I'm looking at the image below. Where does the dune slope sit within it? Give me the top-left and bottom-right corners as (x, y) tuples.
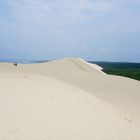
(6, 57), (139, 122)
(0, 58), (140, 139)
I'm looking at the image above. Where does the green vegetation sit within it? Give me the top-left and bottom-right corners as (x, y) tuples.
(89, 62), (140, 81)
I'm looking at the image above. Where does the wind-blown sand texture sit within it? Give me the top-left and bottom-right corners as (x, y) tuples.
(0, 58), (140, 140)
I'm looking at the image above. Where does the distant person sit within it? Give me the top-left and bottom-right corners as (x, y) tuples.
(14, 63), (17, 66)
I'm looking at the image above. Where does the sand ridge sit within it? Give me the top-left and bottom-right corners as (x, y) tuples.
(0, 57), (140, 139)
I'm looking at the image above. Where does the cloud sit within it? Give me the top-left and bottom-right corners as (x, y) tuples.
(79, 0), (88, 9)
(121, 50), (127, 53)
(0, 0), (114, 25)
(104, 17), (140, 32)
(79, 0), (113, 11)
(81, 46), (88, 51)
(99, 48), (108, 52)
(1, 0), (140, 34)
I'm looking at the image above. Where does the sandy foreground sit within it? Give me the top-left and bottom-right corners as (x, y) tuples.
(0, 58), (140, 139)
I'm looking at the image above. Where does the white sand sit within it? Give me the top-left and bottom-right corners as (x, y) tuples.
(0, 58), (140, 139)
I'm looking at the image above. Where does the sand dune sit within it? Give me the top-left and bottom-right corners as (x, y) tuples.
(0, 58), (140, 139)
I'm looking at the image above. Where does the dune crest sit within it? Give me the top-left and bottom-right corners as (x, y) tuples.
(77, 58), (104, 73)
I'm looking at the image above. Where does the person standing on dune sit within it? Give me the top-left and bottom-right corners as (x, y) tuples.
(14, 63), (17, 66)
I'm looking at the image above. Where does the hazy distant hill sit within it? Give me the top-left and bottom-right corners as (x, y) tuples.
(0, 59), (49, 64)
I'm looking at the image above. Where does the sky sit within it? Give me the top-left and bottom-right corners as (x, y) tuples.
(0, 0), (140, 62)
